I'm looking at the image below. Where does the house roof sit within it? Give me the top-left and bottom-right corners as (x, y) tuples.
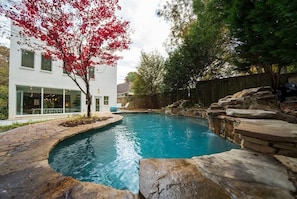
(117, 82), (130, 94)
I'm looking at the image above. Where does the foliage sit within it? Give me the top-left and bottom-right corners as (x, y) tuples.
(59, 115), (112, 127)
(161, 0), (297, 92)
(163, 0), (229, 91)
(0, 46), (9, 59)
(163, 48), (190, 91)
(0, 86), (8, 120)
(157, 0), (196, 51)
(222, 0), (297, 74)
(287, 64), (297, 73)
(0, 119), (48, 133)
(0, 46), (9, 86)
(0, 115), (111, 133)
(1, 0), (131, 117)
(134, 51), (165, 96)
(125, 72), (137, 83)
(0, 121), (34, 133)
(0, 46), (9, 119)
(190, 0), (229, 78)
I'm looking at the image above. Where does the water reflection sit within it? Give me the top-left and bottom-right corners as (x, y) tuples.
(113, 127), (142, 191)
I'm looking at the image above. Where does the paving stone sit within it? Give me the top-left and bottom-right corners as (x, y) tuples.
(0, 113), (137, 199)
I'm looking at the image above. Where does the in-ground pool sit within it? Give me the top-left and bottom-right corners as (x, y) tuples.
(49, 114), (239, 193)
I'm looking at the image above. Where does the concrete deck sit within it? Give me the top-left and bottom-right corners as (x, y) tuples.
(0, 113), (296, 198)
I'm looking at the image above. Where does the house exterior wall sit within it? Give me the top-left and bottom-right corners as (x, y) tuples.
(8, 25), (117, 119)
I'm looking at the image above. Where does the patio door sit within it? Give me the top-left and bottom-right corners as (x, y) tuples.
(16, 91), (23, 115)
(95, 97), (101, 112)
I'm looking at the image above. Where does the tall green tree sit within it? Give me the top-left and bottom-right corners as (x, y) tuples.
(164, 0), (229, 91)
(163, 47), (192, 91)
(125, 72), (138, 83)
(191, 0), (230, 78)
(222, 0), (297, 87)
(134, 51), (165, 96)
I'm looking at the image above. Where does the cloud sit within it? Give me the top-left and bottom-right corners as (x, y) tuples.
(116, 0), (170, 83)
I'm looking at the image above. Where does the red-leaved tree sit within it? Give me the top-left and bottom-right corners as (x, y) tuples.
(1, 0), (131, 117)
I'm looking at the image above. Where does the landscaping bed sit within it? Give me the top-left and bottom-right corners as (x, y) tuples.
(60, 116), (112, 127)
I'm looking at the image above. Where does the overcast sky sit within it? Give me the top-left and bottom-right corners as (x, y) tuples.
(116, 0), (170, 84)
(0, 0), (171, 84)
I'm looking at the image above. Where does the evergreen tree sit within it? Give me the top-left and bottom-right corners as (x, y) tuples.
(163, 0), (229, 91)
(222, 0), (297, 77)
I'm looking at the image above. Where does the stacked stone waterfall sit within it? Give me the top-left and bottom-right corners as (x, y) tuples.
(208, 86), (297, 157)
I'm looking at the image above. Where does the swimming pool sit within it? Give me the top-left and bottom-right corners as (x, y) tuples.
(49, 113), (239, 193)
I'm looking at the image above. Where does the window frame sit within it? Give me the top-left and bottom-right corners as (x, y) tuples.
(41, 54), (52, 72)
(89, 67), (95, 79)
(103, 96), (109, 105)
(21, 49), (35, 69)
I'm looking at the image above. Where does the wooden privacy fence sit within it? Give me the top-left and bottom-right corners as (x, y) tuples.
(126, 72), (297, 109)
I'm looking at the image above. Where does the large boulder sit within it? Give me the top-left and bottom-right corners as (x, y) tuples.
(162, 100), (208, 118)
(217, 86), (279, 111)
(139, 150), (296, 199)
(167, 100), (194, 108)
(209, 86), (296, 122)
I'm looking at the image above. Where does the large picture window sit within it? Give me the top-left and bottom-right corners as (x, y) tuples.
(43, 88), (63, 114)
(41, 55), (52, 71)
(16, 85), (81, 115)
(21, 49), (34, 68)
(65, 90), (81, 113)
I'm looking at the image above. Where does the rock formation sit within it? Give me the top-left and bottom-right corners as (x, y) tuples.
(217, 86), (279, 110)
(139, 150), (296, 199)
(208, 86), (297, 157)
(157, 100), (207, 118)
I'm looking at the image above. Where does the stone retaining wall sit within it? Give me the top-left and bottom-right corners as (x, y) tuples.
(208, 113), (297, 157)
(208, 86), (297, 157)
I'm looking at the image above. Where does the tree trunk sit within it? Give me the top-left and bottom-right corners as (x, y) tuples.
(87, 99), (91, 117)
(86, 83), (91, 117)
(264, 65), (277, 91)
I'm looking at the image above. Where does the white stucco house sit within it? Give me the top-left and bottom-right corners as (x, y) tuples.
(8, 25), (117, 119)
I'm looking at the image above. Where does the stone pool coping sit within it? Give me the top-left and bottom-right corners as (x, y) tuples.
(0, 112), (296, 198)
(0, 113), (137, 199)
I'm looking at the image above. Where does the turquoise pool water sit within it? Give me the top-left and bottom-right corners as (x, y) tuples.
(49, 114), (239, 193)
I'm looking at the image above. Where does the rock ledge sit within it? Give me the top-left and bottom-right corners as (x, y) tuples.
(208, 86), (297, 157)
